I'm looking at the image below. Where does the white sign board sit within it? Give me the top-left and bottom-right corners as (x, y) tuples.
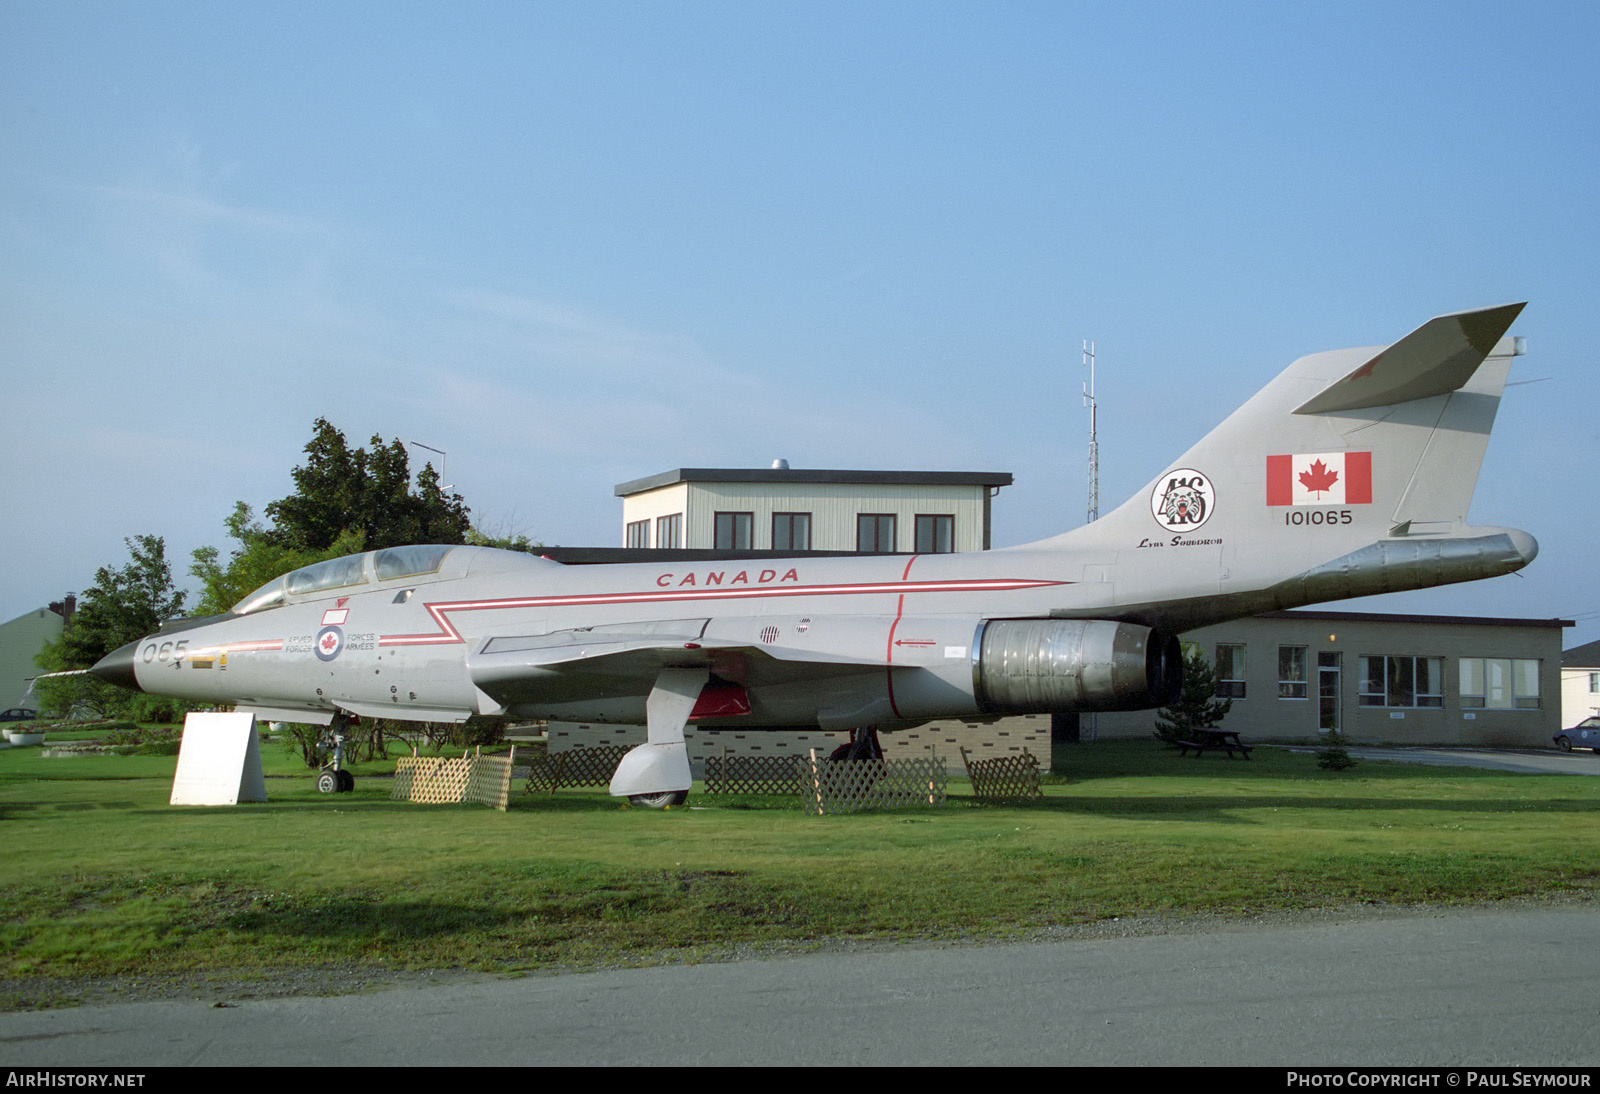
(170, 711), (268, 805)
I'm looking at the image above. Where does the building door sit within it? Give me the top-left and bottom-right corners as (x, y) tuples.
(1318, 651), (1342, 734)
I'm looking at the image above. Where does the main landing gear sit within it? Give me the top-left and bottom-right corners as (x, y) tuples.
(611, 667), (705, 809)
(628, 790), (689, 809)
(827, 726), (884, 763)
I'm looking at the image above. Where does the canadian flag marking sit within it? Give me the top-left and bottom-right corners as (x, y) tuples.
(1266, 452), (1372, 506)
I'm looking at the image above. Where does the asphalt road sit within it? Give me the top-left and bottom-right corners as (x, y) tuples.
(3, 903), (1597, 1067)
(1326, 746), (1600, 776)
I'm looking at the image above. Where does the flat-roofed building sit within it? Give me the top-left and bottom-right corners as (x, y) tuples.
(615, 466), (1012, 554)
(1089, 610), (1570, 749)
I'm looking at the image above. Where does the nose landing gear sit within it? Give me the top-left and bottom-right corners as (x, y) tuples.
(316, 712), (357, 793)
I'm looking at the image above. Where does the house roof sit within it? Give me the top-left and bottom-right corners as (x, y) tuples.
(615, 467), (1014, 497)
(1562, 639), (1600, 668)
(1260, 610), (1572, 630)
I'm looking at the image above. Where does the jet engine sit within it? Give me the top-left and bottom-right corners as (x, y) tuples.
(973, 619), (1181, 713)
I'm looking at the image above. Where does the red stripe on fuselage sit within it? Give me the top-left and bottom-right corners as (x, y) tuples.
(883, 556), (921, 717)
(379, 573), (1067, 647)
(183, 639), (285, 657)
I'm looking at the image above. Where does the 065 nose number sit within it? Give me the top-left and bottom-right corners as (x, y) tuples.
(142, 640), (188, 663)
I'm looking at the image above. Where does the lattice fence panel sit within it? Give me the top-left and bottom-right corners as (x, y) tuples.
(393, 751), (517, 810)
(523, 752), (569, 794)
(960, 748), (1043, 802)
(801, 754), (947, 815)
(392, 755), (475, 804)
(465, 753), (515, 811)
(704, 753), (808, 796)
(534, 745), (629, 791)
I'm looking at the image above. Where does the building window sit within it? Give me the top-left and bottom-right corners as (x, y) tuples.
(772, 512), (811, 552)
(857, 514), (896, 553)
(915, 514), (955, 554)
(625, 520), (649, 549)
(1359, 655), (1444, 708)
(714, 511), (753, 550)
(1278, 646), (1308, 699)
(1590, 672), (1599, 695)
(656, 513), (681, 550)
(1215, 644), (1246, 699)
(1459, 658), (1541, 710)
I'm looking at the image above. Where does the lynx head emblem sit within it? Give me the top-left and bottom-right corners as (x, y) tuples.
(1150, 469), (1214, 532)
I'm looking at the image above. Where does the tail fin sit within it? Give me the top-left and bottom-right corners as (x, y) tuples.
(1028, 305), (1536, 629)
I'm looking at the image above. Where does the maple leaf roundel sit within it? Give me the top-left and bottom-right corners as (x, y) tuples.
(314, 625), (345, 662)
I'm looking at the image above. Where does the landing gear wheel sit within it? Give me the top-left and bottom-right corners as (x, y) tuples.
(628, 790), (688, 809)
(336, 769), (354, 792)
(828, 725), (884, 762)
(316, 769), (339, 794)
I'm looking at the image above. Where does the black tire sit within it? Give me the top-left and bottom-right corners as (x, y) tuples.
(316, 769), (339, 793)
(336, 769), (354, 792)
(629, 790), (688, 809)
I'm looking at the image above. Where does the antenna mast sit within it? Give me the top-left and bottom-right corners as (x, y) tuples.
(1083, 339), (1099, 523)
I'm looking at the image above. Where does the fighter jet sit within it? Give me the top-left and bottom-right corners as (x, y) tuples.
(92, 304), (1536, 805)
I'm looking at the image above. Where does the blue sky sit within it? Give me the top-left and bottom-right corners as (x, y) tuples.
(3, 1), (1596, 642)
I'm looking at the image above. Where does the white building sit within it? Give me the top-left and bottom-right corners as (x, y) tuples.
(615, 466), (1012, 554)
(1561, 639), (1600, 729)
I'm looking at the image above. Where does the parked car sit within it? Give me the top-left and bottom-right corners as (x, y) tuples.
(0, 707), (37, 722)
(1553, 716), (1600, 753)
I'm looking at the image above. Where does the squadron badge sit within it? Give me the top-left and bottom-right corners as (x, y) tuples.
(1150, 469), (1215, 532)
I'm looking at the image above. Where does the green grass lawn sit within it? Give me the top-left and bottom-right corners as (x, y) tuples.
(2, 737), (1597, 993)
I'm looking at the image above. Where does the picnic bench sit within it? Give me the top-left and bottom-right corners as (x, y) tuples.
(1174, 728), (1253, 759)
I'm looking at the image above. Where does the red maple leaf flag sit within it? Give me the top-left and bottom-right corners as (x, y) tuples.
(1298, 459), (1339, 496)
(1266, 452), (1372, 505)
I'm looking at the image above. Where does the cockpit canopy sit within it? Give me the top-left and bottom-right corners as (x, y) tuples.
(231, 544), (458, 616)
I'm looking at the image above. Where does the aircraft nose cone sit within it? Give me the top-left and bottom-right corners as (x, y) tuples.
(91, 640), (143, 692)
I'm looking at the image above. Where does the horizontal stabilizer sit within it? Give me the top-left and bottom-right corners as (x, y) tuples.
(1294, 303), (1525, 415)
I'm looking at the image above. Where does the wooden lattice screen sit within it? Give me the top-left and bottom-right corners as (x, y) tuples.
(801, 752), (947, 815)
(525, 745), (628, 793)
(522, 752), (568, 794)
(704, 753), (809, 796)
(959, 747), (1043, 802)
(464, 753), (515, 811)
(392, 748), (517, 811)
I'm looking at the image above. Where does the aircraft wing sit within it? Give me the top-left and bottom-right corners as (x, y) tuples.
(466, 617), (897, 714)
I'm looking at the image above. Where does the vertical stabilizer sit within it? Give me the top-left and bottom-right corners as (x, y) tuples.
(1020, 304), (1535, 630)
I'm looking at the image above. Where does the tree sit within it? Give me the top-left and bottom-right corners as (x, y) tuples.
(263, 419), (471, 552)
(59, 535), (186, 666)
(1154, 642), (1233, 745)
(1316, 730), (1358, 771)
(190, 503), (365, 617)
(465, 522), (543, 554)
(191, 420), (472, 617)
(33, 535), (189, 721)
